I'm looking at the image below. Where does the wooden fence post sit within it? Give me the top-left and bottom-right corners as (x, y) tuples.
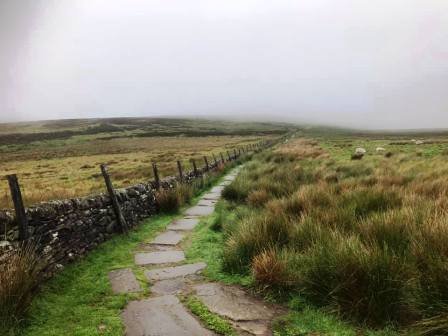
(177, 160), (183, 181)
(100, 164), (128, 233)
(6, 174), (29, 241)
(220, 152), (225, 164)
(152, 162), (160, 189)
(191, 158), (198, 176)
(203, 156), (209, 171)
(233, 149), (237, 159)
(212, 154), (218, 166)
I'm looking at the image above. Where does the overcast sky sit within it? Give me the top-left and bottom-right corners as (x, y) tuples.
(0, 0), (447, 129)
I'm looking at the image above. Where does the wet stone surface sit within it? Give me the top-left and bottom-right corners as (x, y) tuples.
(121, 295), (214, 336)
(168, 218), (200, 231)
(151, 230), (184, 245)
(145, 262), (207, 281)
(184, 205), (215, 217)
(108, 268), (142, 294)
(197, 199), (217, 207)
(202, 192), (221, 200)
(210, 185), (225, 194)
(135, 251), (185, 265)
(151, 278), (188, 295)
(194, 283), (282, 335)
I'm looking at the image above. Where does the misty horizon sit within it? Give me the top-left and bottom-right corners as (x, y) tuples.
(1, 1), (447, 129)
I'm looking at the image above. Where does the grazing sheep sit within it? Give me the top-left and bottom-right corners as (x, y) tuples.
(415, 140), (424, 145)
(351, 147), (366, 160)
(376, 147), (386, 152)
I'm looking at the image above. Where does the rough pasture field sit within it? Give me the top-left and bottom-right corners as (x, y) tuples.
(0, 118), (292, 208)
(189, 130), (448, 335)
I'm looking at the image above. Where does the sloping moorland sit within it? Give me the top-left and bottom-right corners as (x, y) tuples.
(0, 118), (292, 208)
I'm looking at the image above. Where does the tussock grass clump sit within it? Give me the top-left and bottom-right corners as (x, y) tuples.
(219, 137), (448, 329)
(155, 188), (181, 213)
(0, 241), (45, 331)
(222, 179), (251, 202)
(252, 248), (291, 290)
(247, 189), (270, 207)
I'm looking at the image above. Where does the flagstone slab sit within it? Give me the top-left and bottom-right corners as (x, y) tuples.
(108, 268), (142, 294)
(137, 243), (179, 252)
(210, 186), (225, 194)
(151, 231), (184, 246)
(193, 283), (278, 335)
(202, 192), (221, 200)
(168, 218), (200, 231)
(184, 205), (215, 217)
(197, 199), (217, 207)
(145, 262), (207, 281)
(135, 251), (185, 265)
(151, 278), (188, 295)
(122, 295), (213, 336)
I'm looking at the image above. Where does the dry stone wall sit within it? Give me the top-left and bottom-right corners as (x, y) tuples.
(0, 161), (225, 273)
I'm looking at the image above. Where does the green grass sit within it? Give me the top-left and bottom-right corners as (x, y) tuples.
(185, 212), (253, 287)
(16, 213), (173, 336)
(182, 295), (236, 335)
(185, 202), (400, 336)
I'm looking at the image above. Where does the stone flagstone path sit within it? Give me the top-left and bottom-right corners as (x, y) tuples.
(109, 167), (285, 336)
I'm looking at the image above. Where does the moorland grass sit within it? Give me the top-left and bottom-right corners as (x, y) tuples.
(186, 202), (400, 336)
(0, 123), (272, 209)
(212, 137), (448, 333)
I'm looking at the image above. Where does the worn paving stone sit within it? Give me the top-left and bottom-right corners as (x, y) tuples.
(197, 199), (217, 207)
(145, 262), (207, 281)
(122, 295), (213, 336)
(168, 218), (200, 231)
(184, 205), (215, 217)
(137, 243), (179, 252)
(151, 278), (188, 295)
(108, 268), (142, 294)
(194, 283), (279, 335)
(202, 192), (221, 200)
(135, 251), (185, 265)
(151, 231), (184, 246)
(210, 185), (225, 194)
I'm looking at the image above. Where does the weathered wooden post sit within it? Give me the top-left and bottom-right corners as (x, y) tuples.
(100, 164), (128, 233)
(6, 174), (29, 241)
(177, 160), (183, 181)
(233, 149), (237, 159)
(203, 156), (209, 171)
(191, 158), (198, 176)
(152, 162), (160, 190)
(220, 152), (225, 164)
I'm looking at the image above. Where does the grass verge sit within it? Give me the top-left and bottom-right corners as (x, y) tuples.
(181, 295), (236, 335)
(16, 213), (174, 336)
(14, 163), (242, 336)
